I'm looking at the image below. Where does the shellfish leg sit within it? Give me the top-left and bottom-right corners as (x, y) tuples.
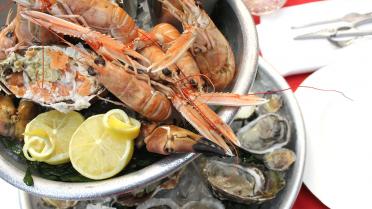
(146, 29), (197, 72)
(193, 92), (268, 106)
(171, 95), (234, 156)
(144, 125), (225, 155)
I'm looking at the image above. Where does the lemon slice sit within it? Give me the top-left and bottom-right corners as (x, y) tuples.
(69, 114), (135, 180)
(24, 110), (84, 165)
(103, 109), (141, 139)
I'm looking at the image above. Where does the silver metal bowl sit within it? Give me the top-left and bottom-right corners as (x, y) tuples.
(0, 0), (259, 200)
(18, 58), (306, 209)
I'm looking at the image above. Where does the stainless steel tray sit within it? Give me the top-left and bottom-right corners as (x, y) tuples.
(19, 58), (306, 209)
(0, 0), (259, 200)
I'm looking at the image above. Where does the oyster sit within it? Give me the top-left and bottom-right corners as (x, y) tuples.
(136, 198), (180, 209)
(234, 106), (256, 120)
(182, 198), (225, 209)
(264, 148), (296, 171)
(41, 198), (78, 209)
(237, 113), (290, 154)
(259, 94), (283, 113)
(0, 46), (102, 112)
(201, 160), (265, 204)
(200, 159), (286, 205)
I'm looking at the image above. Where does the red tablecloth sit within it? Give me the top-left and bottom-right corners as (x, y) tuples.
(259, 0), (329, 208)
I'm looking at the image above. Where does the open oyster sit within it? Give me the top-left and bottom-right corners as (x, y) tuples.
(0, 46), (102, 112)
(41, 198), (78, 209)
(200, 159), (286, 205)
(237, 113), (290, 154)
(264, 148), (296, 171)
(136, 198), (180, 209)
(182, 198), (225, 209)
(259, 94), (283, 113)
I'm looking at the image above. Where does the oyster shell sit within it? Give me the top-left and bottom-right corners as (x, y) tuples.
(136, 198), (180, 209)
(0, 46), (102, 112)
(41, 198), (78, 209)
(201, 160), (265, 204)
(237, 113), (290, 154)
(264, 148), (296, 171)
(234, 106), (256, 120)
(182, 198), (225, 209)
(200, 159), (286, 205)
(259, 94), (283, 113)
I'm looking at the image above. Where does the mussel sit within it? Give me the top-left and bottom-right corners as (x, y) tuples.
(264, 148), (296, 171)
(237, 113), (290, 154)
(200, 159), (286, 205)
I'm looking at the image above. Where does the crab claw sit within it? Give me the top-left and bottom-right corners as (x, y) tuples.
(20, 10), (150, 70)
(145, 125), (226, 156)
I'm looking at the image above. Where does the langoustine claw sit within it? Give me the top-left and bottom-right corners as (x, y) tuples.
(144, 125), (225, 156)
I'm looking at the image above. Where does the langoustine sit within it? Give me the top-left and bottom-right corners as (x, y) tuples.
(20, 10), (268, 156)
(159, 0), (236, 90)
(16, 0), (140, 44)
(16, 0), (198, 75)
(150, 23), (205, 91)
(69, 46), (228, 155)
(0, 5), (58, 60)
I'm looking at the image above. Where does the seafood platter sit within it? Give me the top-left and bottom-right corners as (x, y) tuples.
(18, 58), (305, 209)
(0, 0), (305, 208)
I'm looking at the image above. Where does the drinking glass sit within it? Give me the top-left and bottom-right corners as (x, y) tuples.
(244, 0), (287, 16)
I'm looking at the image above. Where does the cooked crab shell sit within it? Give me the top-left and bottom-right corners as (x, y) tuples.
(0, 46), (102, 112)
(237, 113), (291, 154)
(264, 148), (296, 171)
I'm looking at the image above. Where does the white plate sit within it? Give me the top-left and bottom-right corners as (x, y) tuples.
(0, 178), (20, 208)
(295, 51), (372, 209)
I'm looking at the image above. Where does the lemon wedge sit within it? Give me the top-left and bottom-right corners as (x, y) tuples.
(23, 110), (84, 165)
(69, 109), (140, 180)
